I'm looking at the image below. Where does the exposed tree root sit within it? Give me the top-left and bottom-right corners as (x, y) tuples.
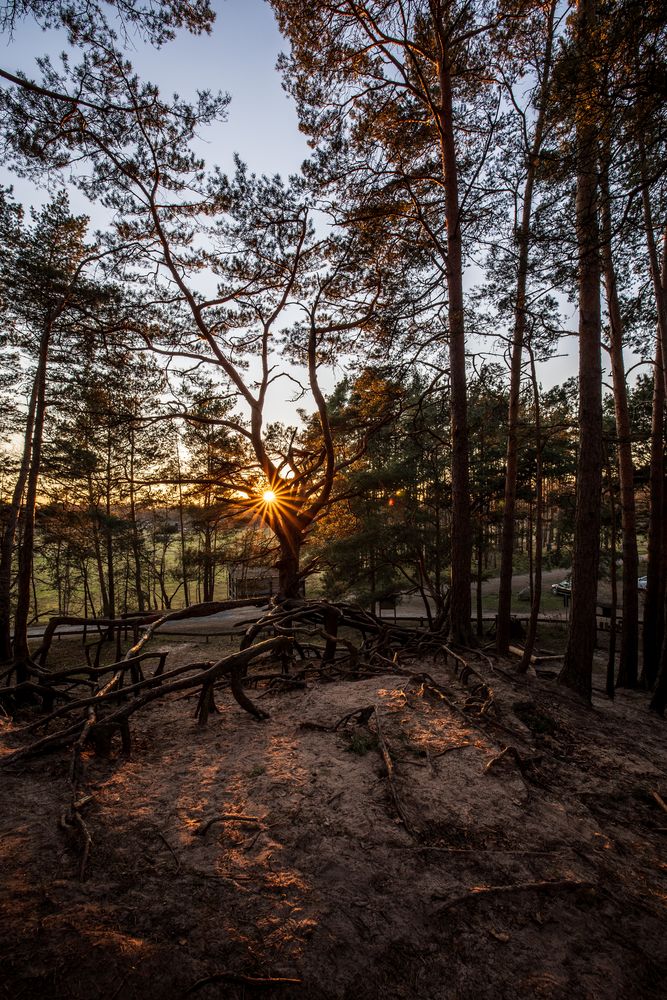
(1, 599), (523, 778)
(1, 636), (291, 765)
(195, 815), (263, 837)
(433, 879), (596, 911)
(651, 790), (667, 815)
(183, 972), (302, 995)
(373, 706), (415, 836)
(484, 745), (542, 774)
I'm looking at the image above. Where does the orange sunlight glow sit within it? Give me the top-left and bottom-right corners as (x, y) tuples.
(262, 490), (277, 504)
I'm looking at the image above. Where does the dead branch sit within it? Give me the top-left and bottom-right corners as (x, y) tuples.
(195, 815), (262, 837)
(433, 879), (596, 910)
(334, 705), (375, 730)
(651, 790), (667, 815)
(59, 804), (93, 881)
(150, 825), (181, 872)
(183, 972), (301, 995)
(373, 706), (415, 836)
(433, 742), (473, 757)
(484, 745), (542, 774)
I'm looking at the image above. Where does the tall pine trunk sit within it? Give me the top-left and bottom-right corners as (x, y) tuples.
(175, 442), (191, 607)
(518, 347), (543, 674)
(558, 0), (603, 702)
(104, 429), (116, 622)
(643, 332), (665, 687)
(88, 471), (110, 618)
(0, 374), (39, 662)
(641, 180), (667, 712)
(599, 155), (639, 687)
(434, 22), (472, 644)
(497, 0), (556, 655)
(12, 322), (51, 678)
(128, 427), (145, 612)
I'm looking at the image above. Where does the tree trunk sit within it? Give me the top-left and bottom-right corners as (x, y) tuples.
(88, 472), (109, 619)
(104, 428), (116, 623)
(599, 156), (639, 687)
(605, 453), (618, 698)
(519, 348), (543, 673)
(128, 426), (145, 612)
(12, 322), (51, 678)
(642, 185), (667, 712)
(497, 0), (556, 655)
(476, 516), (484, 637)
(558, 0), (603, 703)
(276, 524), (302, 600)
(0, 371), (39, 662)
(434, 30), (472, 644)
(175, 442), (191, 607)
(643, 275), (666, 688)
(203, 522), (214, 602)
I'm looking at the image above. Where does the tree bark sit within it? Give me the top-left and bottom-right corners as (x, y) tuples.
(128, 425), (146, 612)
(641, 184), (667, 712)
(497, 0), (556, 655)
(433, 9), (472, 644)
(518, 347), (543, 674)
(642, 222), (667, 689)
(88, 471), (109, 619)
(642, 333), (665, 688)
(276, 522), (303, 599)
(605, 451), (618, 698)
(104, 427), (116, 623)
(558, 0), (603, 703)
(599, 155), (639, 687)
(12, 322), (51, 678)
(0, 372), (39, 662)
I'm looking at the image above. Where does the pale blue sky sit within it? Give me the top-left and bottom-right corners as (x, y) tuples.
(1, 0), (310, 206)
(1, 2), (608, 398)
(1, 1), (321, 425)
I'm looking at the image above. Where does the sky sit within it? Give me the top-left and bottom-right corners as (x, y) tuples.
(1, 0), (321, 425)
(1, 1), (632, 408)
(1, 0), (311, 203)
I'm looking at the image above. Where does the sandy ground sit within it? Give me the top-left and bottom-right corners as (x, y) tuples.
(1, 633), (666, 1000)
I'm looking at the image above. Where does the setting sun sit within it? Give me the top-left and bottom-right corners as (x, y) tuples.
(262, 489), (277, 503)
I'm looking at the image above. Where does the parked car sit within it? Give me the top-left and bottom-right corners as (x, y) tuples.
(551, 577), (572, 597)
(638, 576), (647, 592)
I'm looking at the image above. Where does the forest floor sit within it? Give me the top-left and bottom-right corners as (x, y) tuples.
(1, 626), (666, 1000)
